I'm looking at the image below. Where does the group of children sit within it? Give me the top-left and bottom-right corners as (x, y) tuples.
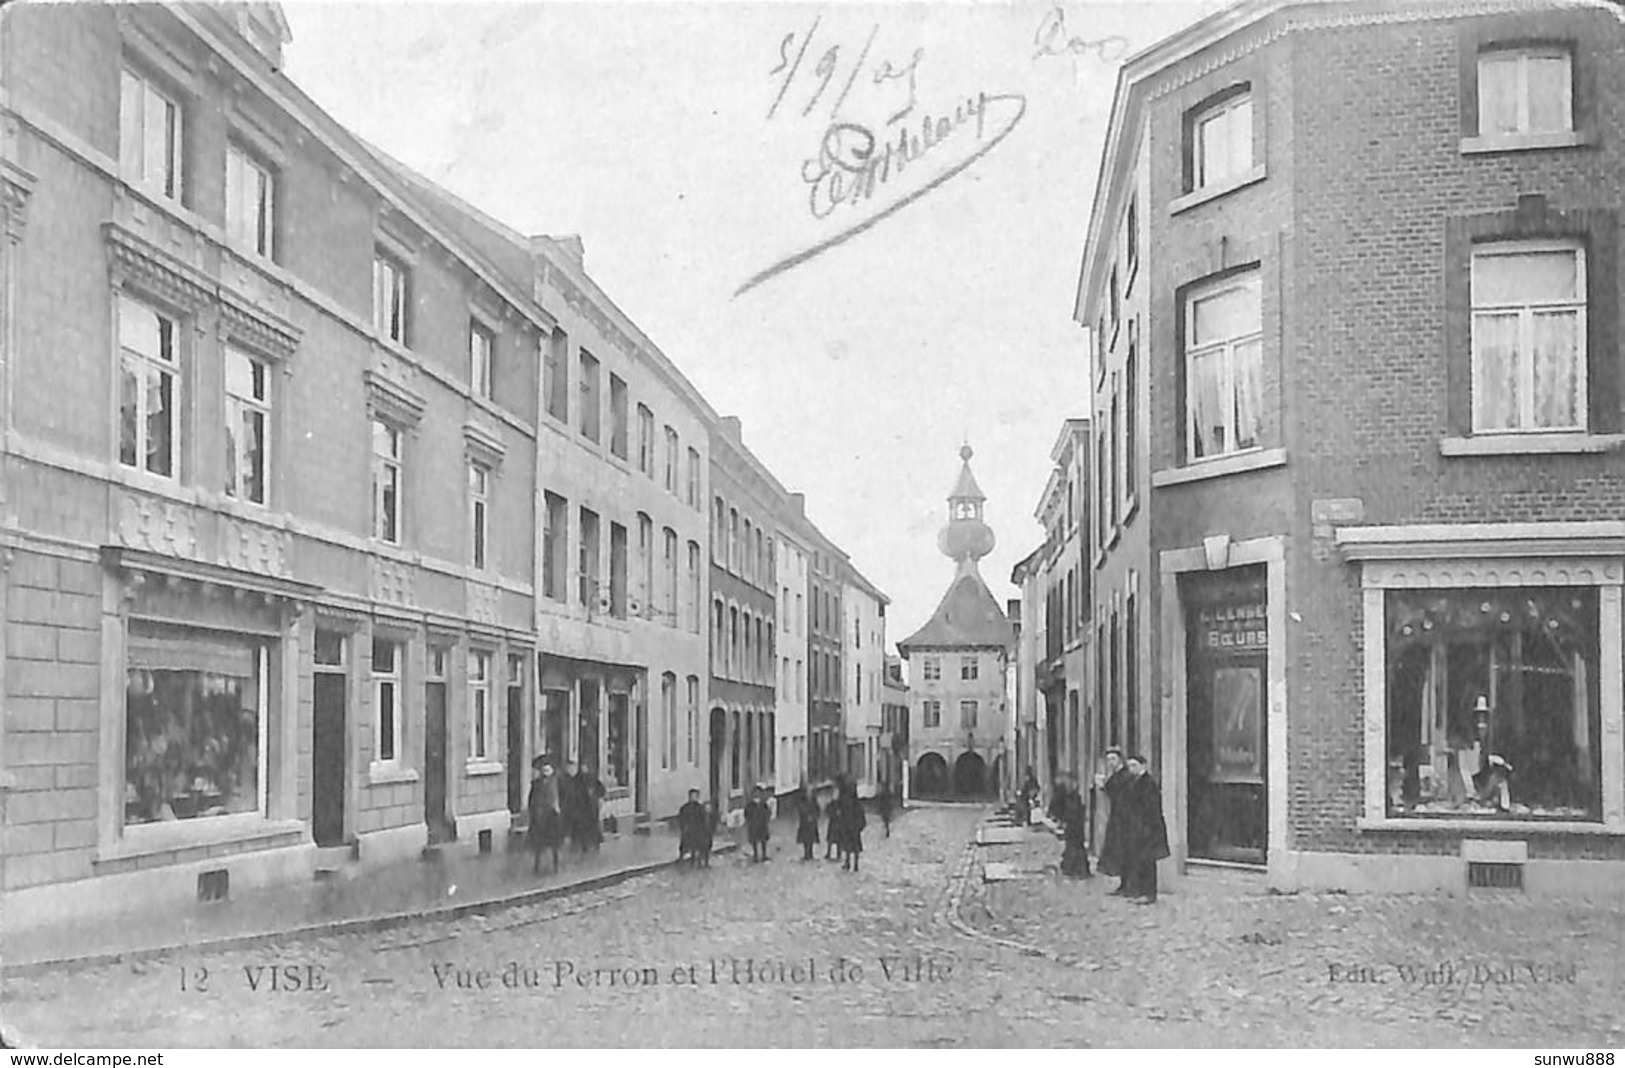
(673, 778), (897, 871)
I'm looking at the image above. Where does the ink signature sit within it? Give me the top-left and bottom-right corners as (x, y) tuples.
(1032, 6), (1131, 64)
(739, 20), (1027, 296)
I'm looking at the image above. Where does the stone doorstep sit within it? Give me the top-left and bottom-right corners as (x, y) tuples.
(6, 841), (740, 977)
(982, 861), (1047, 882)
(975, 826), (1030, 845)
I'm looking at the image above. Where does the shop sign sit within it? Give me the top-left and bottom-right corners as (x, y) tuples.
(1198, 602), (1268, 652)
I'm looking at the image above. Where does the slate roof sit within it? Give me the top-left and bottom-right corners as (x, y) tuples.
(899, 569), (1013, 651)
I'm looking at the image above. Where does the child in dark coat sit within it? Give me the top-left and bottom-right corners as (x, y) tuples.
(744, 786), (772, 862)
(676, 789), (713, 868)
(795, 786), (821, 860)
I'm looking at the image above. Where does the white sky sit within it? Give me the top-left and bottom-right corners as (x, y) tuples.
(282, 0), (1222, 646)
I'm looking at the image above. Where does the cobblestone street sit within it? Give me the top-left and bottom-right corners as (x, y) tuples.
(6, 807), (1624, 1047)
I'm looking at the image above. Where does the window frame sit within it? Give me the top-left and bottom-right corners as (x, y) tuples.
(119, 66), (184, 202)
(1192, 90), (1253, 192)
(223, 344), (272, 506)
(469, 321), (495, 401)
(1469, 239), (1588, 434)
(373, 250), (409, 346)
(371, 417), (403, 545)
(117, 291), (181, 482)
(636, 404), (655, 475)
(1476, 46), (1573, 138)
(225, 140), (275, 258)
(1182, 269), (1265, 464)
(468, 648), (493, 761)
(372, 636), (403, 765)
(468, 462), (490, 571)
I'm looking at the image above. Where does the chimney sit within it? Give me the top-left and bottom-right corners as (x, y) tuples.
(1007, 598), (1021, 621)
(721, 415), (742, 439)
(791, 492), (806, 516)
(541, 234), (586, 267)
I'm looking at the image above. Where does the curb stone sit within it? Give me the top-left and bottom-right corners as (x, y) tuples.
(4, 842), (738, 978)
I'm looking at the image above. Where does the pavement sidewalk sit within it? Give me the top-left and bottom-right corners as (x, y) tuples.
(2, 822), (739, 973)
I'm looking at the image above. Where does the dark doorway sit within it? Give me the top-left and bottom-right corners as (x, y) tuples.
(312, 671), (346, 848)
(1183, 566), (1269, 866)
(542, 687), (568, 766)
(708, 707), (726, 808)
(578, 683), (600, 770)
(915, 752), (948, 796)
(424, 677), (451, 845)
(953, 751), (988, 796)
(506, 674), (524, 814)
(629, 693), (647, 815)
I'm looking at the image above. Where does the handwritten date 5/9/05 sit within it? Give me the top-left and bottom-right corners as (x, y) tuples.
(768, 18), (924, 128)
(178, 963), (329, 993)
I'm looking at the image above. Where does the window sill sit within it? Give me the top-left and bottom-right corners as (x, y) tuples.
(1151, 447), (1287, 487)
(465, 760), (504, 777)
(368, 763), (419, 786)
(1357, 817), (1621, 836)
(102, 815), (304, 864)
(1439, 433), (1625, 457)
(1170, 165), (1267, 216)
(1459, 130), (1591, 155)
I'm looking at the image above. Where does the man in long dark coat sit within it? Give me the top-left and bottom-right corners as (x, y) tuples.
(1095, 748), (1129, 894)
(573, 763), (606, 853)
(1118, 754), (1170, 904)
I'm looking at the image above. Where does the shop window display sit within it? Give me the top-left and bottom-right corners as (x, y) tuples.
(124, 625), (267, 825)
(1385, 587), (1601, 820)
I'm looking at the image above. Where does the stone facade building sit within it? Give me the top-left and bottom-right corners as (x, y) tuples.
(898, 447), (1014, 797)
(843, 568), (889, 794)
(0, 2), (546, 925)
(1077, 0), (1625, 896)
(0, 1), (883, 928)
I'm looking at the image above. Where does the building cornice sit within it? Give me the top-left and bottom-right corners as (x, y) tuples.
(1335, 521), (1625, 561)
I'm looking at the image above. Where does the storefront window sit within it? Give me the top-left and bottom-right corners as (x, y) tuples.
(1385, 587), (1601, 820)
(607, 691), (629, 787)
(124, 624), (267, 826)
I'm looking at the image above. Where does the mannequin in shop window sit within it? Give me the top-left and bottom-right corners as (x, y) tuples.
(1456, 695), (1512, 812)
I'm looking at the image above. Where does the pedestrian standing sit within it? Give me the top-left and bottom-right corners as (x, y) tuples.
(795, 785), (821, 860)
(676, 788), (711, 868)
(560, 759), (586, 853)
(824, 780), (844, 861)
(1118, 755), (1170, 904)
(838, 781), (866, 872)
(526, 758), (563, 875)
(745, 785), (772, 862)
(1051, 774), (1092, 879)
(575, 763), (606, 853)
(1095, 749), (1130, 895)
(1016, 767), (1040, 826)
(875, 779), (895, 838)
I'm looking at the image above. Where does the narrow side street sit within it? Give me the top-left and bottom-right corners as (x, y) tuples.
(7, 808), (1623, 1048)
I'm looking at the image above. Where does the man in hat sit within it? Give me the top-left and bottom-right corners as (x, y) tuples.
(526, 757), (564, 874)
(1118, 754), (1170, 904)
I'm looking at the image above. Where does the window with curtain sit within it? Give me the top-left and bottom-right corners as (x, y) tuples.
(1184, 271), (1263, 461)
(1471, 241), (1586, 433)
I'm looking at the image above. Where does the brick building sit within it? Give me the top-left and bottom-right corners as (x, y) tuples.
(1077, 0), (1625, 896)
(707, 416), (783, 817)
(803, 516), (846, 784)
(0, 2), (547, 925)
